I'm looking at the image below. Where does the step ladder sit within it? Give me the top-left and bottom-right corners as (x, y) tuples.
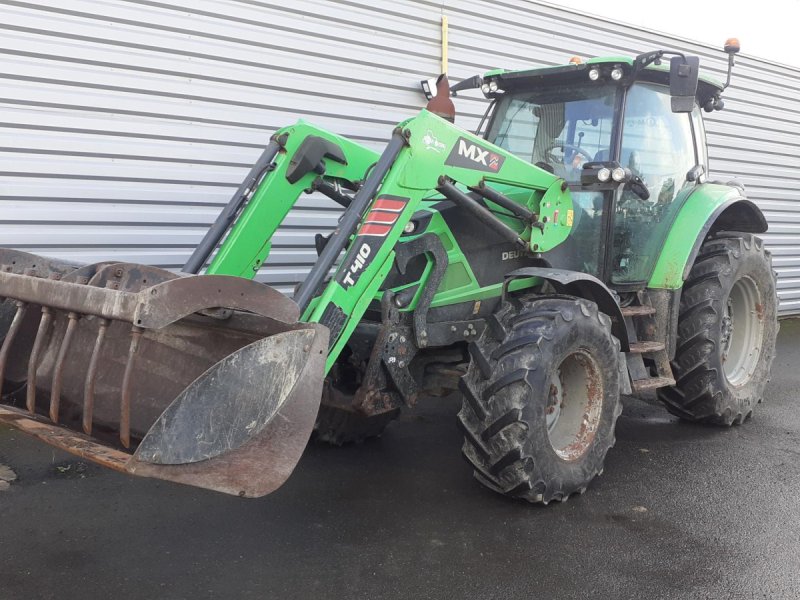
(621, 301), (676, 393)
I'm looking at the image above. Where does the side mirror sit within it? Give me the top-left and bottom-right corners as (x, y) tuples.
(669, 55), (700, 113)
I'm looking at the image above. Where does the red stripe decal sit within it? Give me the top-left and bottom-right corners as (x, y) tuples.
(365, 210), (399, 224)
(359, 223), (392, 237)
(372, 198), (406, 212)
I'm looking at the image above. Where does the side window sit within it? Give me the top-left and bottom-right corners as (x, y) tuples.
(620, 83), (696, 204)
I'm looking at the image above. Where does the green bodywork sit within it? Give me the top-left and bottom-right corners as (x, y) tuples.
(208, 111), (571, 371)
(648, 183), (747, 288)
(204, 54), (757, 373)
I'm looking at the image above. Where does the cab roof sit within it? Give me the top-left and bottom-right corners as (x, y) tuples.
(483, 55), (723, 104)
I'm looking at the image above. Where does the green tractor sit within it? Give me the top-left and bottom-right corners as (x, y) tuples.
(0, 42), (778, 503)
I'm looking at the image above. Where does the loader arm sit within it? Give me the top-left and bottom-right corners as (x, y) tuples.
(306, 112), (572, 371)
(205, 120), (381, 278)
(208, 110), (572, 372)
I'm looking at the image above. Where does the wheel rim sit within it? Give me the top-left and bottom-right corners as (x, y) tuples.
(721, 276), (765, 387)
(546, 351), (604, 461)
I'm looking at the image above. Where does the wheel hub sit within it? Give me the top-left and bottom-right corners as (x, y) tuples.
(546, 375), (563, 431)
(546, 351), (604, 462)
(721, 276), (765, 387)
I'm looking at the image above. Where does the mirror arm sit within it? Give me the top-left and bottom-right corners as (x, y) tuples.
(633, 49), (686, 78)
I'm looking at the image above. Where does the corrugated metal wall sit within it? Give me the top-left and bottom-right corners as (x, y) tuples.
(2, 0), (799, 311)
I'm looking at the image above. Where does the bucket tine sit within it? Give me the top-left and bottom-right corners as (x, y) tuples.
(26, 306), (53, 413)
(120, 326), (143, 449)
(49, 312), (79, 423)
(82, 318), (109, 434)
(0, 301), (27, 396)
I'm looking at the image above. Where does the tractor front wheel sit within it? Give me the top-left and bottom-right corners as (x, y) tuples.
(459, 296), (622, 504)
(658, 234), (778, 425)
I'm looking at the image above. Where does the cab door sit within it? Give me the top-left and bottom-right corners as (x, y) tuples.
(611, 82), (701, 286)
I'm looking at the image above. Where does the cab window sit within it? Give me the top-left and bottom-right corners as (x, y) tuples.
(612, 82), (698, 284)
(487, 83), (617, 183)
(619, 82), (696, 203)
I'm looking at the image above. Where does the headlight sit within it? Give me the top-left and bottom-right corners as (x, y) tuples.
(488, 81), (499, 92)
(610, 67), (623, 81)
(597, 167), (611, 182)
(481, 83), (491, 94)
(403, 221), (416, 234)
(612, 167), (626, 182)
(588, 68), (600, 81)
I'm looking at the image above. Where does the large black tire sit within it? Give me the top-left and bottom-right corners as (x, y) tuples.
(459, 296), (622, 504)
(313, 405), (400, 445)
(658, 234), (778, 425)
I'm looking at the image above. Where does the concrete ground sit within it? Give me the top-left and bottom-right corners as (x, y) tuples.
(2, 322), (800, 600)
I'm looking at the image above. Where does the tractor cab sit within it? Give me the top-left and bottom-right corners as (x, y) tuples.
(480, 53), (725, 287)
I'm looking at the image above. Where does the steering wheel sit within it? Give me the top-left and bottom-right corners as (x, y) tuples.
(545, 143), (593, 166)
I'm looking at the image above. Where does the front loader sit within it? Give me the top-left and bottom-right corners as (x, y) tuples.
(0, 41), (778, 503)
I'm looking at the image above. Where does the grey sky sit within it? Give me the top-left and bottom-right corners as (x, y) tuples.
(546, 0), (799, 67)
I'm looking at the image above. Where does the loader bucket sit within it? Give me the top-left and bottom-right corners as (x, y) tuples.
(0, 250), (328, 497)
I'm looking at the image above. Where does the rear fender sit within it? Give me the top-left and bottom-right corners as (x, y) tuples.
(648, 184), (767, 289)
(502, 267), (628, 351)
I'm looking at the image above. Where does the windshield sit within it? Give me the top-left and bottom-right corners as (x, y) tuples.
(486, 84), (619, 182)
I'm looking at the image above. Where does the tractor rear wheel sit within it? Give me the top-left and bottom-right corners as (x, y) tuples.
(459, 296), (622, 504)
(658, 234), (778, 425)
